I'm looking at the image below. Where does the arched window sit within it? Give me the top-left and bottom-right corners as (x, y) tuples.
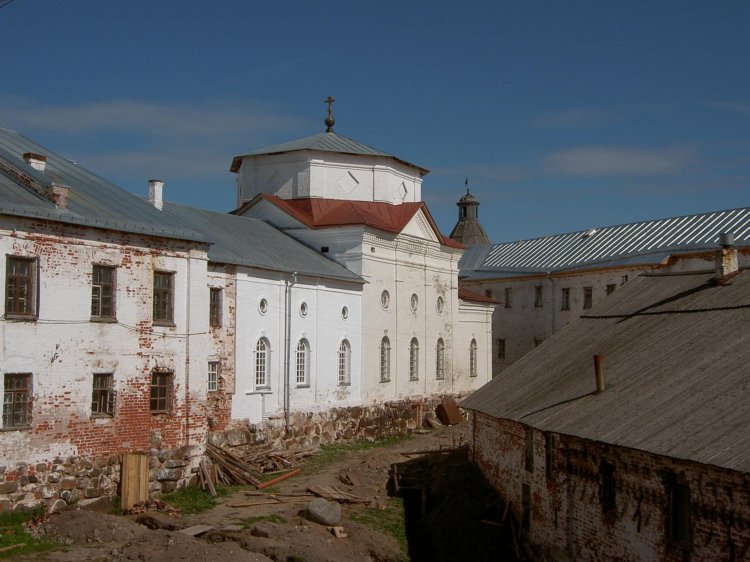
(255, 338), (270, 388)
(409, 338), (419, 381)
(338, 340), (351, 385)
(380, 337), (391, 382)
(470, 339), (478, 377)
(296, 339), (309, 386)
(436, 338), (445, 380)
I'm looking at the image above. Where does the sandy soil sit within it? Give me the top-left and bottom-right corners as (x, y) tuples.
(17, 424), (474, 562)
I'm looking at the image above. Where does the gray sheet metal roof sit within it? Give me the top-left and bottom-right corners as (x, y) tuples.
(0, 128), (204, 242)
(462, 269), (750, 473)
(460, 208), (750, 278)
(158, 201), (363, 282)
(230, 131), (428, 175)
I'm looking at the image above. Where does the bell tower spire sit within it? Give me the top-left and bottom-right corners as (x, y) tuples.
(449, 180), (490, 246)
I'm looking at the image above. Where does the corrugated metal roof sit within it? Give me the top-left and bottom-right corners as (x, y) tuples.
(158, 201), (363, 282)
(230, 131), (428, 174)
(0, 128), (205, 242)
(460, 208), (750, 277)
(462, 269), (750, 473)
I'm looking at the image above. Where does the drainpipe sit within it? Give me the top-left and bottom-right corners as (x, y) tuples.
(184, 252), (192, 446)
(283, 272), (297, 432)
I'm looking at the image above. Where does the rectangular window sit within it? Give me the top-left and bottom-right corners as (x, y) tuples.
(6, 257), (37, 318)
(544, 433), (558, 480)
(522, 483), (531, 532)
(150, 371), (173, 413)
(91, 373), (115, 417)
(504, 287), (512, 308)
(561, 288), (570, 311)
(534, 285), (544, 308)
(91, 265), (116, 320)
(621, 275), (629, 286)
(600, 461), (616, 513)
(153, 271), (174, 324)
(583, 286), (593, 309)
(665, 476), (691, 546)
(496, 338), (506, 360)
(606, 284), (616, 296)
(209, 288), (222, 327)
(207, 362), (219, 392)
(3, 373), (31, 428)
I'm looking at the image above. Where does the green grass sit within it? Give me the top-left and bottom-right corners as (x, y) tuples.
(239, 514), (287, 528)
(0, 504), (58, 559)
(162, 484), (243, 514)
(303, 433), (413, 473)
(350, 498), (408, 559)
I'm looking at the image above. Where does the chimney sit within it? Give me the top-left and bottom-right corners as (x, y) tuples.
(148, 179), (164, 211)
(716, 232), (739, 280)
(22, 152), (47, 173)
(594, 354), (605, 393)
(51, 184), (70, 210)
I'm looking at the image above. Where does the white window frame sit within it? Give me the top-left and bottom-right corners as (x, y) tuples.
(380, 337), (391, 382)
(296, 339), (309, 386)
(469, 339), (477, 377)
(255, 338), (270, 388)
(208, 361), (219, 392)
(409, 338), (419, 381)
(436, 338), (445, 380)
(338, 340), (351, 386)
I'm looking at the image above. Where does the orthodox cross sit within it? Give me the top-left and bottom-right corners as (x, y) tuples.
(465, 177), (469, 194)
(324, 96), (335, 132)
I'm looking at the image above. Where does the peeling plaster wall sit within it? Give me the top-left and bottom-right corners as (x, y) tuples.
(0, 216), (210, 481)
(469, 411), (750, 561)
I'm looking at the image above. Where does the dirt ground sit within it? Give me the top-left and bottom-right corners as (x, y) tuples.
(14, 422), (517, 562)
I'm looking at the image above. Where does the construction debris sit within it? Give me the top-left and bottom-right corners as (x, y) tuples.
(435, 398), (463, 426)
(307, 485), (368, 504)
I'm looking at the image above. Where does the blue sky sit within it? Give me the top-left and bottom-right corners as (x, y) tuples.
(2, 1), (749, 242)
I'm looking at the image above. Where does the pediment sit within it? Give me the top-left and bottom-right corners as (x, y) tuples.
(401, 208), (440, 242)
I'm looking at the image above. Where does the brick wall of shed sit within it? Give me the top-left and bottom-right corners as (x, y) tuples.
(469, 411), (750, 561)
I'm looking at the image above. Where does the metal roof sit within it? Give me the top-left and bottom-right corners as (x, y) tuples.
(230, 131), (428, 175)
(462, 269), (750, 473)
(460, 208), (750, 277)
(0, 128), (205, 242)
(158, 201), (363, 282)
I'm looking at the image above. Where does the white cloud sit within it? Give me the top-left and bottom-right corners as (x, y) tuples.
(545, 146), (692, 177)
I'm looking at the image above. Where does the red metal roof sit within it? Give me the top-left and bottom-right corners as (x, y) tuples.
(258, 195), (465, 249)
(458, 287), (499, 304)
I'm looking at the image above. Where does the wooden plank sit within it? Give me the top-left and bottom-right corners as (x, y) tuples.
(121, 453), (148, 510)
(179, 524), (215, 537)
(200, 461), (217, 497)
(257, 468), (301, 490)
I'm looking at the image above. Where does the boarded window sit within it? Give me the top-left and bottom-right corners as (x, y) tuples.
(153, 271), (174, 324)
(150, 371), (172, 413)
(91, 373), (115, 416)
(207, 361), (219, 392)
(3, 373), (31, 428)
(91, 265), (116, 319)
(6, 257), (37, 318)
(209, 288), (222, 327)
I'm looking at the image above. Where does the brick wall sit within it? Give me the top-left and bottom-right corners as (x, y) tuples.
(469, 411), (750, 561)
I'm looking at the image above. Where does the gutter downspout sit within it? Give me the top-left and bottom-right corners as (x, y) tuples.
(283, 272), (297, 432)
(184, 252), (192, 446)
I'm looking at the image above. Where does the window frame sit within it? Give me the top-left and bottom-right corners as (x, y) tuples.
(534, 285), (544, 308)
(5, 256), (38, 320)
(2, 373), (32, 429)
(409, 338), (419, 381)
(91, 264), (116, 321)
(149, 370), (173, 414)
(561, 287), (570, 311)
(496, 338), (506, 360)
(504, 287), (512, 309)
(606, 283), (616, 296)
(583, 286), (593, 310)
(153, 270), (175, 326)
(338, 340), (351, 386)
(436, 338), (445, 380)
(207, 361), (219, 392)
(209, 288), (222, 327)
(295, 339), (310, 387)
(380, 336), (391, 383)
(91, 373), (116, 417)
(255, 338), (270, 389)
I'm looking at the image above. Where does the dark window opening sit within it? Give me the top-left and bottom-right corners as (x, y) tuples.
(496, 338), (506, 360)
(522, 483), (531, 532)
(504, 287), (512, 308)
(561, 288), (570, 310)
(600, 461), (616, 512)
(321, 246), (329, 253)
(545, 433), (558, 480)
(525, 428), (534, 472)
(91, 373), (115, 417)
(153, 271), (174, 324)
(209, 288), (222, 327)
(534, 285), (544, 307)
(665, 474), (691, 547)
(150, 371), (173, 413)
(583, 286), (593, 309)
(606, 284), (616, 295)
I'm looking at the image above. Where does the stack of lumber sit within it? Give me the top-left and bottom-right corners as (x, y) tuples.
(205, 443), (264, 487)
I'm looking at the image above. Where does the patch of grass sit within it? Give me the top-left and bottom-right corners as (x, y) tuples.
(350, 498), (408, 558)
(0, 504), (58, 559)
(239, 514), (287, 528)
(162, 486), (220, 515)
(304, 433), (413, 473)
